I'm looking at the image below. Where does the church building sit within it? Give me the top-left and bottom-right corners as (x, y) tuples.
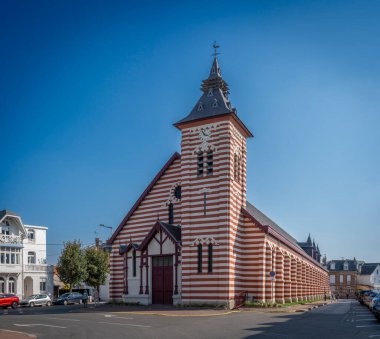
(108, 55), (329, 308)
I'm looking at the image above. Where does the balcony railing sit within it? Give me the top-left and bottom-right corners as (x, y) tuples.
(0, 234), (22, 244)
(24, 265), (53, 273)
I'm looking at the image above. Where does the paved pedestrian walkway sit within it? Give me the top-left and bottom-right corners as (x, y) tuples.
(72, 300), (334, 317)
(0, 329), (36, 338)
(241, 300), (335, 313)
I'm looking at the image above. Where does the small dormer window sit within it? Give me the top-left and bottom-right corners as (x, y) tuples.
(1, 223), (10, 235)
(330, 262), (335, 270)
(212, 99), (218, 108)
(344, 262), (349, 270)
(197, 102), (204, 111)
(207, 89), (213, 97)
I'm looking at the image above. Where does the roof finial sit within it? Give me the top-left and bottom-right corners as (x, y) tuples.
(212, 41), (220, 58)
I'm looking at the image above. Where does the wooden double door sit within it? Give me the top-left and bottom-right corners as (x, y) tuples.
(152, 256), (173, 304)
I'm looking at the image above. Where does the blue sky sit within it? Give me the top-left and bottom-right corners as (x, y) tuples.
(1, 0), (379, 264)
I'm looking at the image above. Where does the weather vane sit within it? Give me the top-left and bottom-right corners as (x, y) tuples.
(212, 41), (220, 57)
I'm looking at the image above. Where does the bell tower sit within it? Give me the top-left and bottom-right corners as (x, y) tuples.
(174, 49), (253, 307)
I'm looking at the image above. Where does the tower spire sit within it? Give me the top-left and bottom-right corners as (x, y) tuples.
(307, 233), (312, 245)
(173, 44), (253, 138)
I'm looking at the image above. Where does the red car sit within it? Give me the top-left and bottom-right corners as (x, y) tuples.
(0, 293), (19, 309)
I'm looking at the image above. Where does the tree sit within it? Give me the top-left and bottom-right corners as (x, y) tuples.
(84, 246), (109, 295)
(57, 240), (88, 292)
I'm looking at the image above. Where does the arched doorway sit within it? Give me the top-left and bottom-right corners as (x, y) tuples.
(24, 277), (33, 297)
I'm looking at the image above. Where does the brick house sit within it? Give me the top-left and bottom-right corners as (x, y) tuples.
(327, 259), (363, 298)
(107, 56), (330, 308)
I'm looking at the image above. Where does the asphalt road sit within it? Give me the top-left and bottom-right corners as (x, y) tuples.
(0, 300), (379, 338)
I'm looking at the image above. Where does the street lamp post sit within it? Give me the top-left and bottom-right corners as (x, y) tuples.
(99, 224), (112, 239)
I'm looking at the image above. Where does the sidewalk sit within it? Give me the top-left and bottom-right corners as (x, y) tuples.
(240, 300), (335, 313)
(76, 303), (236, 317)
(73, 300), (334, 316)
(0, 329), (36, 339)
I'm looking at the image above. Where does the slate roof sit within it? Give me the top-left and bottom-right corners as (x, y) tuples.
(159, 222), (181, 242)
(174, 57), (234, 126)
(245, 201), (302, 250)
(328, 259), (359, 272)
(119, 243), (139, 254)
(360, 263), (380, 275)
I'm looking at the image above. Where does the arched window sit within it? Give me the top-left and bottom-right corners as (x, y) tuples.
(197, 244), (202, 273)
(234, 152), (241, 183)
(132, 250), (137, 277)
(197, 151), (204, 177)
(8, 277), (15, 293)
(0, 278), (4, 293)
(208, 243), (213, 273)
(28, 251), (36, 264)
(206, 150), (213, 175)
(168, 203), (174, 224)
(1, 222), (10, 235)
(27, 229), (35, 241)
(174, 185), (181, 200)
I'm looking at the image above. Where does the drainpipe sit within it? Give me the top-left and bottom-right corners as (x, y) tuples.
(21, 234), (25, 299)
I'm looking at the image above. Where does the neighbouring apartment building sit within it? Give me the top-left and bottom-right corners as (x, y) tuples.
(327, 259), (364, 298)
(0, 210), (53, 298)
(107, 55), (329, 308)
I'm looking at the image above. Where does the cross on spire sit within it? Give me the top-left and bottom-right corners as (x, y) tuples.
(212, 41), (220, 58)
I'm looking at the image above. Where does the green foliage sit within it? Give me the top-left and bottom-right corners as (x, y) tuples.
(84, 246), (109, 292)
(57, 240), (88, 292)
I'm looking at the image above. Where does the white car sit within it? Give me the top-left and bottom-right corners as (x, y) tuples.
(20, 294), (52, 307)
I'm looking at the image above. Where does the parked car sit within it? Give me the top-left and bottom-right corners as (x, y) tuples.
(358, 290), (371, 304)
(53, 292), (83, 305)
(364, 290), (380, 307)
(20, 294), (52, 307)
(0, 293), (19, 309)
(370, 293), (380, 311)
(373, 300), (380, 321)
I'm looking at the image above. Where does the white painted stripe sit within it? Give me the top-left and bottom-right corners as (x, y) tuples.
(99, 322), (151, 328)
(14, 324), (67, 329)
(44, 317), (80, 322)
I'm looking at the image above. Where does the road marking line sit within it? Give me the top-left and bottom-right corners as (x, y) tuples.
(14, 324), (67, 329)
(356, 325), (380, 328)
(356, 315), (373, 317)
(0, 329), (36, 338)
(99, 321), (151, 328)
(104, 315), (133, 320)
(369, 335), (380, 338)
(44, 317), (81, 322)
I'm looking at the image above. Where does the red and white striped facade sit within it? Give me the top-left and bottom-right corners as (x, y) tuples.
(108, 59), (329, 307)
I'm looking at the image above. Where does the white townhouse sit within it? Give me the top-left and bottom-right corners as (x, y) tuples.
(358, 263), (380, 290)
(0, 210), (53, 298)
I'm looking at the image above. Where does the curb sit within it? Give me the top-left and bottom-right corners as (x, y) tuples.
(241, 301), (330, 314)
(110, 310), (239, 317)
